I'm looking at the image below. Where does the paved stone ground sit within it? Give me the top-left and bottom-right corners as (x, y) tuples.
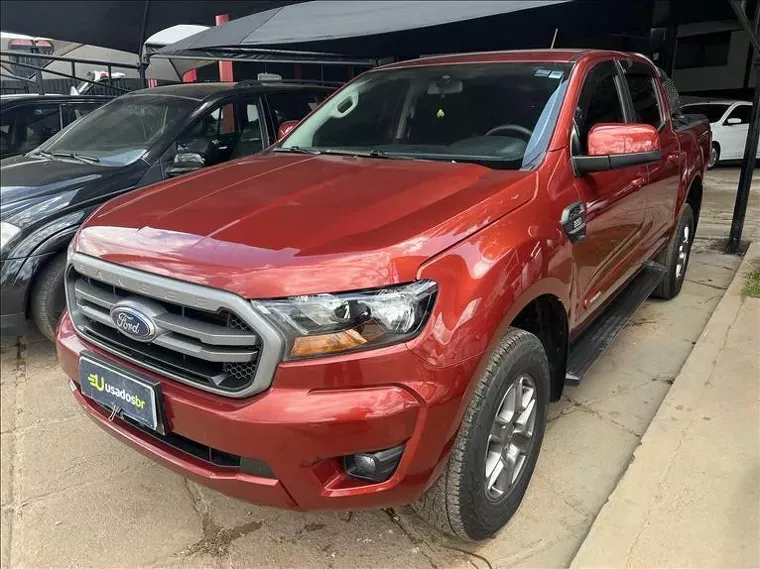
(0, 169), (750, 568)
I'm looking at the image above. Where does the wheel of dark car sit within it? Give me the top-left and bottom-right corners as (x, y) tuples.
(651, 204), (695, 300)
(30, 252), (68, 341)
(413, 328), (550, 541)
(707, 143), (719, 169)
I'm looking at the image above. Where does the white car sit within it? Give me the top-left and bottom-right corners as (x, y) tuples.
(681, 100), (757, 168)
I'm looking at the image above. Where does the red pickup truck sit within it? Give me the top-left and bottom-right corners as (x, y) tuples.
(57, 49), (710, 540)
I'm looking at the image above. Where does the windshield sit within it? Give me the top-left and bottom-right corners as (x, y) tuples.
(682, 103), (730, 123)
(38, 94), (196, 166)
(280, 62), (571, 169)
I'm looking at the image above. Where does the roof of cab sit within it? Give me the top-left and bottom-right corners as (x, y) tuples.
(378, 49), (654, 70)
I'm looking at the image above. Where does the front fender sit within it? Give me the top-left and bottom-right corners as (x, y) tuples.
(409, 206), (573, 369)
(5, 209), (91, 260)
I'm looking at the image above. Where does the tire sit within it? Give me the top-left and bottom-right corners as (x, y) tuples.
(651, 204), (695, 300)
(707, 143), (719, 169)
(30, 252), (67, 341)
(413, 328), (550, 541)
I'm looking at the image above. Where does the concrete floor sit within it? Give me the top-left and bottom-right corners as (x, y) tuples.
(0, 169), (751, 568)
(573, 244), (760, 569)
(698, 166), (760, 243)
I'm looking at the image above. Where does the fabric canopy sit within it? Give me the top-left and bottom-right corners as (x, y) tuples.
(0, 0), (303, 54)
(157, 0), (581, 59)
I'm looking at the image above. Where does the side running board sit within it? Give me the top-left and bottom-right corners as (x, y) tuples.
(565, 261), (666, 386)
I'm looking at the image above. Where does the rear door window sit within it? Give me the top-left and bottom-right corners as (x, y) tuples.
(624, 73), (663, 128)
(230, 101), (266, 158)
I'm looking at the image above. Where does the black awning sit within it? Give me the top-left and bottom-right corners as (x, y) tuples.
(0, 0), (304, 54)
(156, 0), (585, 59)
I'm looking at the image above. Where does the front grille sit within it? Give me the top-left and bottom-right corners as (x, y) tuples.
(65, 253), (283, 398)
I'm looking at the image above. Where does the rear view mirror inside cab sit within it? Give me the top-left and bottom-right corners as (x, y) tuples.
(427, 76), (464, 95)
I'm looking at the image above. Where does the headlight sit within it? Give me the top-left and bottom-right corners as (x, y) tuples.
(253, 280), (438, 359)
(0, 222), (21, 252)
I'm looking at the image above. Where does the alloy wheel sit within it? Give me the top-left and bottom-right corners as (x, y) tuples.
(708, 146), (717, 168)
(484, 374), (537, 501)
(675, 223), (691, 280)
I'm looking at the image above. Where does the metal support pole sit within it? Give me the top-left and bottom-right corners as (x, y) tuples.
(727, 0), (760, 253)
(107, 64), (113, 87)
(137, 0), (151, 88)
(35, 69), (45, 95)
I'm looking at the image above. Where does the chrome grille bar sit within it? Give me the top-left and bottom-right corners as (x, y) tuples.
(66, 253), (284, 398)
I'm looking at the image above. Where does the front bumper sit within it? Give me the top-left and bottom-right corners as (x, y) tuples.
(57, 311), (479, 510)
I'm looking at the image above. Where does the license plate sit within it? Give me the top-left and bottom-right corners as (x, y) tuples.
(80, 355), (164, 433)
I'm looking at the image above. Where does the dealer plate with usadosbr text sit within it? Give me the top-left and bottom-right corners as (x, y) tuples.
(79, 355), (163, 432)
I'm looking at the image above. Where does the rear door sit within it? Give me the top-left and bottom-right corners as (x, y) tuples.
(621, 60), (681, 253)
(570, 59), (647, 326)
(721, 103), (752, 159)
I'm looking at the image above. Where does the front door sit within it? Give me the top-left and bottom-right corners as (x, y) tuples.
(569, 60), (647, 329)
(167, 96), (267, 174)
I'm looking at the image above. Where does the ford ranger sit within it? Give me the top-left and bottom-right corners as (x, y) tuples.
(56, 50), (710, 540)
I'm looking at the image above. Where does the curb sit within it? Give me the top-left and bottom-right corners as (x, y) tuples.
(570, 242), (758, 568)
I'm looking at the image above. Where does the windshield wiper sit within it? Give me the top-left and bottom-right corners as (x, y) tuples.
(33, 149), (100, 163)
(273, 146), (321, 155)
(318, 148), (420, 161)
(51, 152), (100, 164)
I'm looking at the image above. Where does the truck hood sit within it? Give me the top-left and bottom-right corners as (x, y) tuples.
(77, 154), (536, 298)
(0, 154), (123, 221)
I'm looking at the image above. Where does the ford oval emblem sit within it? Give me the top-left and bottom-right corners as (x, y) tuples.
(110, 305), (157, 342)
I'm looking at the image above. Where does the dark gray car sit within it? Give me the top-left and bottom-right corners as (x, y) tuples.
(0, 81), (332, 340)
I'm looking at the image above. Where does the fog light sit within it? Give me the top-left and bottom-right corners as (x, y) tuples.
(344, 443), (405, 482)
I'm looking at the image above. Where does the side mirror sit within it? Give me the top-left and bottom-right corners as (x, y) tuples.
(725, 117), (742, 125)
(277, 120), (299, 141)
(573, 123), (662, 175)
(166, 152), (205, 178)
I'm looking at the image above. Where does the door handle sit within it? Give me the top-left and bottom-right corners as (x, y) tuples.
(666, 153), (679, 163)
(631, 177), (646, 189)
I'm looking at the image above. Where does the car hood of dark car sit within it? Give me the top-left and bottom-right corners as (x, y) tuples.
(0, 154), (127, 222)
(75, 153), (538, 298)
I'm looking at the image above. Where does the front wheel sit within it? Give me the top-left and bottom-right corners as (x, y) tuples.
(707, 143), (719, 169)
(30, 252), (67, 341)
(413, 328), (550, 540)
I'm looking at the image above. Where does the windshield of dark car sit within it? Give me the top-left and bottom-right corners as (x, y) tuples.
(280, 62), (571, 169)
(37, 94), (196, 166)
(681, 103), (730, 123)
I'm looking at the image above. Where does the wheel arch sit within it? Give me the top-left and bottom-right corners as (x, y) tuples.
(509, 293), (569, 401)
(685, 176), (703, 233)
(23, 224), (79, 316)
